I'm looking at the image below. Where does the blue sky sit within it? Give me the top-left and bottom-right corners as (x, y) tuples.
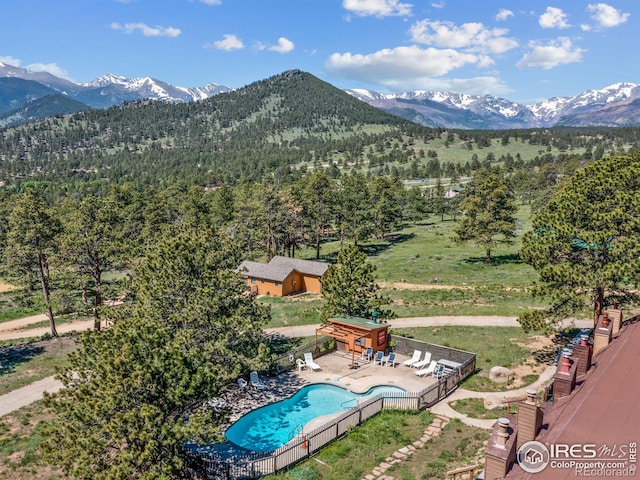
(1, 0), (637, 103)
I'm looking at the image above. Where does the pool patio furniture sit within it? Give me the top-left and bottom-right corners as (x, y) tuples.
(432, 364), (445, 379)
(414, 360), (437, 377)
(373, 351), (384, 365)
(296, 358), (307, 371)
(250, 371), (267, 389)
(304, 352), (321, 371)
(402, 350), (422, 367)
(382, 352), (396, 367)
(361, 347), (373, 361)
(237, 378), (248, 389)
(411, 351), (432, 369)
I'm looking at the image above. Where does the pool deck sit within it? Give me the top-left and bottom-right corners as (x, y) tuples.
(218, 351), (436, 433)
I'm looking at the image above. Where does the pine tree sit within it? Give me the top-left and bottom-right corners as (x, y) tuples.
(42, 226), (270, 479)
(453, 168), (518, 263)
(519, 153), (640, 331)
(320, 244), (393, 320)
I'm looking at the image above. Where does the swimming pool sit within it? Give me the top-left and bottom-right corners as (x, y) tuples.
(225, 383), (406, 452)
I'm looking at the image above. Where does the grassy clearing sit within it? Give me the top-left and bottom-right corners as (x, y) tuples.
(0, 402), (65, 480)
(383, 418), (487, 480)
(266, 410), (435, 480)
(267, 414), (487, 480)
(386, 326), (531, 373)
(260, 294), (324, 328)
(393, 325), (545, 392)
(448, 398), (504, 419)
(0, 336), (77, 396)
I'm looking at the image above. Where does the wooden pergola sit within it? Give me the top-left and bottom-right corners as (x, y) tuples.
(315, 316), (389, 367)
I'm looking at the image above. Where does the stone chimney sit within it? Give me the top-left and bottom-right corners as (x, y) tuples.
(607, 307), (623, 336)
(571, 335), (592, 378)
(593, 312), (613, 356)
(516, 389), (544, 449)
(484, 416), (517, 480)
(553, 349), (578, 398)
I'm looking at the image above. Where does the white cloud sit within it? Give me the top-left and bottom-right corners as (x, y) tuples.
(539, 7), (570, 29)
(342, 0), (412, 17)
(199, 0), (222, 4)
(25, 62), (74, 81)
(496, 9), (514, 21)
(111, 22), (181, 37)
(430, 1), (445, 8)
(268, 37), (295, 54)
(328, 47), (511, 93)
(0, 55), (21, 67)
(409, 19), (518, 54)
(326, 45), (485, 87)
(516, 37), (585, 70)
(208, 34), (244, 51)
(587, 3), (630, 28)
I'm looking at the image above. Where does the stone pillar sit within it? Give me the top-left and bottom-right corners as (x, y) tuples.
(517, 389), (544, 449)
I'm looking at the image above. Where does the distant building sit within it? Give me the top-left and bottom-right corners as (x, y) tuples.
(237, 256), (329, 297)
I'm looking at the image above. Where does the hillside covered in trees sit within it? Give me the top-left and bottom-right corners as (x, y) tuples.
(0, 69), (638, 192)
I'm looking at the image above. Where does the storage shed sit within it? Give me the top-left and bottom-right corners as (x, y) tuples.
(315, 316), (389, 358)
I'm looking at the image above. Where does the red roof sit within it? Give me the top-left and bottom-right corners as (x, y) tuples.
(509, 320), (640, 479)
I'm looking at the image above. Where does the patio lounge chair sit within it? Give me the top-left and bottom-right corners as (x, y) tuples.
(237, 378), (248, 389)
(361, 347), (373, 361)
(373, 351), (384, 365)
(402, 350), (422, 367)
(382, 352), (396, 367)
(250, 371), (267, 389)
(432, 364), (445, 379)
(414, 360), (437, 377)
(411, 351), (432, 369)
(303, 352), (321, 371)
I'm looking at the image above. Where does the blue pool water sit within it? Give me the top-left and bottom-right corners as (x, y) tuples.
(225, 383), (406, 452)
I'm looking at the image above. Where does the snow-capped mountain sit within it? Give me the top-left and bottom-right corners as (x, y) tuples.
(80, 74), (231, 104)
(0, 62), (232, 113)
(347, 83), (640, 129)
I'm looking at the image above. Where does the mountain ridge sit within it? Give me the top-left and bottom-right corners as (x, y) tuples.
(346, 82), (640, 129)
(0, 61), (638, 129)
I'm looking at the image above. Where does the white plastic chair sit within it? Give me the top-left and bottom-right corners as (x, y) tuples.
(403, 350), (422, 367)
(303, 352), (321, 371)
(250, 371), (267, 389)
(412, 351), (432, 369)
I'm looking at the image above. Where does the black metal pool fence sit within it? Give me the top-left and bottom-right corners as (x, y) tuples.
(184, 334), (476, 480)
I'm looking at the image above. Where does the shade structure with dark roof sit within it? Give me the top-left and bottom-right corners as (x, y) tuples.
(237, 256), (329, 297)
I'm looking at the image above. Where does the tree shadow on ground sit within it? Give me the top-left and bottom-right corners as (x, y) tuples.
(0, 342), (44, 376)
(462, 253), (522, 266)
(317, 232), (415, 263)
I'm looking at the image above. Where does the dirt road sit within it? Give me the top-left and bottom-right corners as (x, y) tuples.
(0, 317), (95, 341)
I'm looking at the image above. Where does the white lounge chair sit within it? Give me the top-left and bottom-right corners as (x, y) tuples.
(414, 360), (437, 377)
(250, 371), (267, 389)
(303, 352), (321, 371)
(411, 351), (432, 369)
(403, 350), (422, 367)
